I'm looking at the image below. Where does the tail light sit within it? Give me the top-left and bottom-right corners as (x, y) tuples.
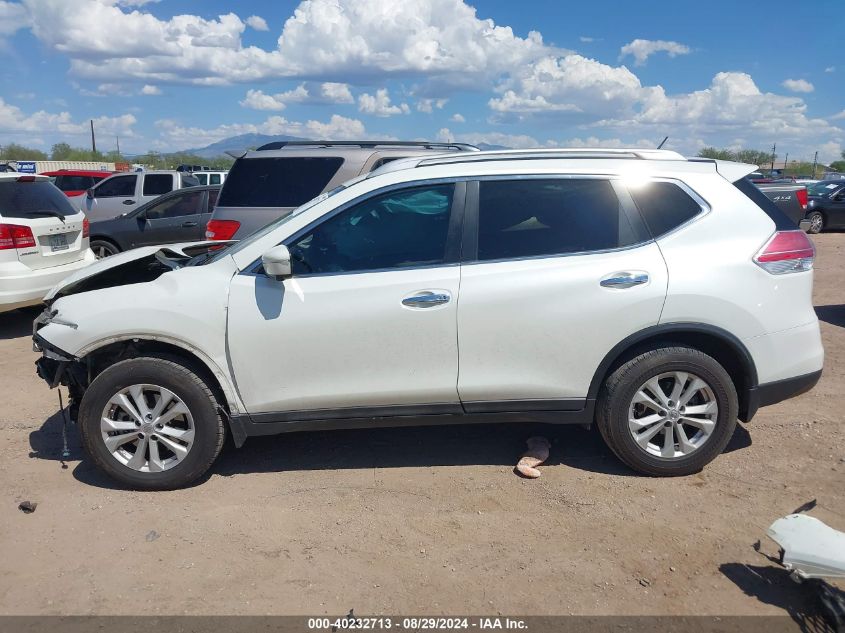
(0, 223), (37, 250)
(82, 217), (90, 238)
(753, 230), (815, 275)
(205, 219), (240, 241)
(796, 188), (808, 210)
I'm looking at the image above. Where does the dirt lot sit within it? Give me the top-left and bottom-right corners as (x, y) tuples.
(0, 234), (842, 619)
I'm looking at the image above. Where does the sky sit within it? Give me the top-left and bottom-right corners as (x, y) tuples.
(0, 0), (842, 162)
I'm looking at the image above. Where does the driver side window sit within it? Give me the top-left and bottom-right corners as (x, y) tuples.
(288, 184), (455, 275)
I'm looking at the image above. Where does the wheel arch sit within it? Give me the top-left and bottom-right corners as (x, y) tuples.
(89, 235), (122, 253)
(77, 336), (243, 418)
(587, 323), (758, 421)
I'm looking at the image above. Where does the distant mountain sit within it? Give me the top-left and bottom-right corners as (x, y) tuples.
(180, 134), (511, 158)
(183, 133), (308, 158)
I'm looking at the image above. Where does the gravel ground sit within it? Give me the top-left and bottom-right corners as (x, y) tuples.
(0, 234), (842, 619)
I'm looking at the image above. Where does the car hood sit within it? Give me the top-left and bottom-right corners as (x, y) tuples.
(45, 241), (226, 302)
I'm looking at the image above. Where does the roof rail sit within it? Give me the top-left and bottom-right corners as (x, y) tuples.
(253, 140), (479, 152)
(415, 148), (686, 168)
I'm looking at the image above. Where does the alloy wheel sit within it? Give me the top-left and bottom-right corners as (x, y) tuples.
(100, 384), (195, 472)
(627, 371), (718, 459)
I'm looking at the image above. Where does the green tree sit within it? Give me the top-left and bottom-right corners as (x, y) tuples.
(50, 142), (73, 160)
(0, 142), (49, 160)
(697, 147), (735, 160)
(829, 160), (845, 173)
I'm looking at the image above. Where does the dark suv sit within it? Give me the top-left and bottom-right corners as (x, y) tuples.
(205, 141), (477, 240)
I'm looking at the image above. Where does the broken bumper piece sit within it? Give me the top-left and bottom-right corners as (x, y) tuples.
(767, 514), (845, 580)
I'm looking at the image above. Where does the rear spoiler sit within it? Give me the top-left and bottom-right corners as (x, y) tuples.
(713, 160), (758, 183)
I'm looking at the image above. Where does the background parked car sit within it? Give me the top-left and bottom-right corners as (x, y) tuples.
(191, 171), (227, 186)
(42, 169), (112, 197)
(0, 173), (95, 312)
(804, 180), (845, 233)
(754, 181), (808, 226)
(76, 170), (200, 222)
(206, 140), (477, 241)
(88, 185), (220, 258)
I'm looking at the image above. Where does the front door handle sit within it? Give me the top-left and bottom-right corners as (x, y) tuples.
(402, 291), (451, 308)
(122, 199), (135, 205)
(600, 271), (649, 289)
(181, 221), (198, 228)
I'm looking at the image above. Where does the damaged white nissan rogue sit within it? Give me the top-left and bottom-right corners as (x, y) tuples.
(33, 149), (824, 489)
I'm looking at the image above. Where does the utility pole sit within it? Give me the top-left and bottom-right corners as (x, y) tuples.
(784, 152), (788, 173)
(770, 143), (776, 171)
(90, 119), (96, 155)
(812, 151), (818, 179)
(116, 135), (120, 157)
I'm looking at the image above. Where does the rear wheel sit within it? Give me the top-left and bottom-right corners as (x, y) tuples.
(78, 357), (226, 490)
(90, 239), (120, 259)
(806, 211), (824, 234)
(596, 346), (738, 476)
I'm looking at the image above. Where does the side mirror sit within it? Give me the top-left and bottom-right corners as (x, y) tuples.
(86, 188), (95, 199)
(261, 244), (292, 280)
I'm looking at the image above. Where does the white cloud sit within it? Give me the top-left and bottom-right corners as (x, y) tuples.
(20, 0), (561, 89)
(489, 55), (641, 117)
(140, 84), (161, 95)
(436, 127), (547, 149)
(824, 66), (835, 73)
(619, 38), (690, 65)
(579, 36), (594, 43)
(245, 15), (268, 31)
(0, 0), (31, 37)
(240, 82), (354, 110)
(831, 110), (845, 121)
(781, 78), (814, 93)
(450, 113), (465, 123)
(0, 97), (137, 138)
(416, 98), (448, 113)
(358, 89), (410, 117)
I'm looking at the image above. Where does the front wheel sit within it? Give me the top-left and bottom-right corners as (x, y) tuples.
(806, 211), (824, 234)
(78, 357), (226, 490)
(596, 346), (738, 476)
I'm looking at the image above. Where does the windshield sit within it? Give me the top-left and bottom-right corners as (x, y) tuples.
(203, 184), (349, 265)
(808, 182), (842, 196)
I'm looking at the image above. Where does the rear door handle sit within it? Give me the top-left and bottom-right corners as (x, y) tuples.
(122, 199), (135, 205)
(402, 291), (451, 308)
(600, 271), (649, 289)
(181, 221), (198, 228)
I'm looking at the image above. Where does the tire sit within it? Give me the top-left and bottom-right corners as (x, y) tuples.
(90, 239), (121, 259)
(78, 357), (226, 490)
(595, 346), (738, 477)
(806, 211), (824, 234)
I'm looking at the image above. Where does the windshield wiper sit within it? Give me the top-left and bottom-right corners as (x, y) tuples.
(28, 210), (66, 224)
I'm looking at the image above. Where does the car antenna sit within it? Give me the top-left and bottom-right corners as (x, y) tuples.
(657, 136), (669, 150)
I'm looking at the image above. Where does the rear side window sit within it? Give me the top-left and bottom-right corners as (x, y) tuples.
(145, 190), (205, 219)
(628, 181), (703, 238)
(209, 173), (221, 185)
(96, 175), (136, 197)
(476, 179), (640, 261)
(218, 157), (344, 208)
(194, 174), (208, 185)
(207, 189), (219, 210)
(0, 181), (77, 219)
(55, 175), (94, 192)
(143, 174), (173, 196)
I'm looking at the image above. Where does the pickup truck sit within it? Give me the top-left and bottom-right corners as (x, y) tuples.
(73, 170), (200, 221)
(756, 182), (808, 227)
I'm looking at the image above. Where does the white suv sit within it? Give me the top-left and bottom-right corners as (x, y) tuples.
(1, 174), (95, 312)
(33, 149), (823, 490)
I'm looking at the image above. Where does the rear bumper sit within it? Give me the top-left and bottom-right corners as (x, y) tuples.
(0, 250), (96, 312)
(744, 370), (822, 421)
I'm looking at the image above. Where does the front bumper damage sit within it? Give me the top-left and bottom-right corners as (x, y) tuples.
(33, 310), (87, 421)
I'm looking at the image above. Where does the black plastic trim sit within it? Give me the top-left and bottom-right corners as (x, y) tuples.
(734, 178), (797, 230)
(747, 370), (822, 419)
(227, 400), (593, 448)
(462, 398), (585, 413)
